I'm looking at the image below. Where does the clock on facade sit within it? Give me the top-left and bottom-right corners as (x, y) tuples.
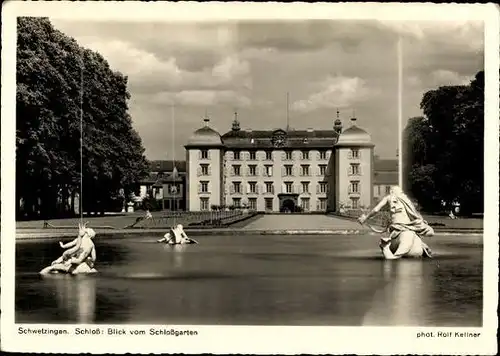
(272, 130), (287, 148)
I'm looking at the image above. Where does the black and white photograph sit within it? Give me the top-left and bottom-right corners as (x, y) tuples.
(1, 2), (498, 354)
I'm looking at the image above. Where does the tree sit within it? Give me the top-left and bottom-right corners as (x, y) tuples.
(403, 71), (484, 214)
(16, 17), (149, 219)
(403, 117), (440, 211)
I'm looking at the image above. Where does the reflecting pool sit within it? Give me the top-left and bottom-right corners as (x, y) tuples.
(15, 233), (482, 326)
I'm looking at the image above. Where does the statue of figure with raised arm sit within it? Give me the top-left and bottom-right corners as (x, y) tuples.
(358, 186), (433, 260)
(40, 223), (98, 274)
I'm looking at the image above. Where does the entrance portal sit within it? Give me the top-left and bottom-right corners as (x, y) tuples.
(278, 194), (299, 213)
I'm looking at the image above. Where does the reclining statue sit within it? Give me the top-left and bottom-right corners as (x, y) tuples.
(40, 222), (98, 275)
(157, 224), (198, 245)
(358, 186), (433, 260)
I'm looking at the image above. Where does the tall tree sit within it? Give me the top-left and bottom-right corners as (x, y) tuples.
(16, 17), (149, 219)
(403, 71), (484, 214)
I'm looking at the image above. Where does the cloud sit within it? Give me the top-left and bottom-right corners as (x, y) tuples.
(148, 90), (252, 107)
(73, 37), (252, 96)
(211, 55), (251, 87)
(291, 76), (373, 113)
(377, 20), (483, 44)
(429, 69), (473, 87)
(47, 19), (484, 160)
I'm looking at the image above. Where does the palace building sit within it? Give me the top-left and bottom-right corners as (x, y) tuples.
(184, 113), (378, 213)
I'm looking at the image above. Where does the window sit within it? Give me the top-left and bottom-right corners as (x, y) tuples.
(319, 150), (327, 160)
(200, 164), (209, 175)
(234, 182), (241, 193)
(249, 182), (257, 194)
(266, 151), (273, 160)
(386, 186), (391, 194)
(350, 163), (360, 175)
(232, 198), (241, 208)
(351, 197), (359, 209)
(285, 165), (293, 176)
(285, 182), (293, 193)
(301, 165), (310, 176)
(234, 151), (241, 160)
(301, 198), (310, 211)
(265, 198), (273, 211)
(302, 150), (309, 160)
(154, 187), (163, 200)
(319, 165), (327, 176)
(319, 182), (327, 193)
(302, 182), (309, 193)
(265, 182), (274, 193)
(378, 185), (381, 196)
(319, 198), (327, 210)
(351, 149), (359, 159)
(248, 198), (257, 210)
(200, 198), (209, 211)
(350, 181), (360, 193)
(233, 165), (241, 176)
(200, 181), (208, 193)
(264, 165), (273, 177)
(285, 151), (293, 160)
(249, 151), (256, 160)
(248, 165), (257, 176)
(200, 150), (209, 159)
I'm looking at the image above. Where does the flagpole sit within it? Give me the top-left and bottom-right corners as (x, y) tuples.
(172, 104), (176, 226)
(80, 56), (84, 224)
(397, 35), (403, 190)
(286, 92), (290, 132)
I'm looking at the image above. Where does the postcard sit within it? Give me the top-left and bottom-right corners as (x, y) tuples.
(1, 1), (498, 354)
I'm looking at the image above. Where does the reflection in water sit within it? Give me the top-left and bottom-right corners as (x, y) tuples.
(16, 235), (482, 326)
(363, 260), (429, 326)
(46, 275), (97, 323)
(164, 244), (187, 269)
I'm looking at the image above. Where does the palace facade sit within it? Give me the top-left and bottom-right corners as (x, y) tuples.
(184, 115), (378, 213)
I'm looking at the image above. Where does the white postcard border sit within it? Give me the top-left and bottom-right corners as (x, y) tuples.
(1, 2), (499, 354)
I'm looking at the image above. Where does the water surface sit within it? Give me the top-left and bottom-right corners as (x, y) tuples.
(16, 234), (483, 326)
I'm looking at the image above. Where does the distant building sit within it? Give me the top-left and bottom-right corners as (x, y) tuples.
(373, 158), (399, 202)
(139, 160), (187, 211)
(184, 114), (377, 212)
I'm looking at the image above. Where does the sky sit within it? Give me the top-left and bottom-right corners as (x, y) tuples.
(50, 19), (484, 160)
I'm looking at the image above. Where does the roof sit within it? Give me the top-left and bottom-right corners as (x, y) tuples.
(335, 119), (373, 147)
(374, 171), (398, 185)
(374, 159), (398, 172)
(149, 160), (186, 173)
(221, 129), (339, 149)
(185, 123), (223, 147)
(373, 158), (398, 185)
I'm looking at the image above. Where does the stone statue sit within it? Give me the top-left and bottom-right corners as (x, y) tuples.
(40, 222), (98, 274)
(157, 224), (198, 245)
(358, 186), (433, 260)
